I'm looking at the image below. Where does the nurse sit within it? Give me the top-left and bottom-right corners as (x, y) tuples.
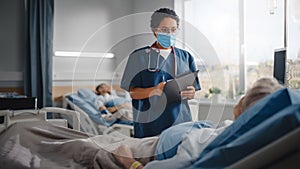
(121, 8), (201, 138)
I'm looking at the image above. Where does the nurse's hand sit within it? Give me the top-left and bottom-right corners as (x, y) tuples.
(180, 86), (195, 100)
(129, 82), (166, 99)
(151, 81), (166, 97)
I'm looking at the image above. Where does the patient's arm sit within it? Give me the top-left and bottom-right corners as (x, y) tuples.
(129, 82), (166, 100)
(98, 105), (118, 114)
(102, 102), (132, 114)
(106, 106), (118, 114)
(113, 145), (144, 169)
(99, 105), (116, 114)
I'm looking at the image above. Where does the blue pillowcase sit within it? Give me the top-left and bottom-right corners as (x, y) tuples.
(77, 88), (98, 108)
(187, 88), (300, 169)
(68, 94), (110, 126)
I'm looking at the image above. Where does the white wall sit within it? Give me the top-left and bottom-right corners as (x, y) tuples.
(54, 0), (134, 52)
(53, 0), (174, 86)
(54, 0), (174, 58)
(54, 0), (134, 86)
(0, 0), (175, 88)
(0, 0), (25, 87)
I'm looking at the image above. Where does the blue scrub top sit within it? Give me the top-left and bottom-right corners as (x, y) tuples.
(121, 46), (201, 138)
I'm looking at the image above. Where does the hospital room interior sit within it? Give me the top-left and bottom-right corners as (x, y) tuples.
(0, 0), (300, 168)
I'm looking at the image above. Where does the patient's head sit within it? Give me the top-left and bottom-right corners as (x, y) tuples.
(233, 77), (283, 119)
(95, 83), (111, 95)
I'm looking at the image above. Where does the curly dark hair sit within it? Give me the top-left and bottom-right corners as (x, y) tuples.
(150, 8), (179, 29)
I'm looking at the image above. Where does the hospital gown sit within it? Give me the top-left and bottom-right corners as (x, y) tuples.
(144, 120), (233, 169)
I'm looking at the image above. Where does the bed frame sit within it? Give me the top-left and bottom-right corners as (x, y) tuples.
(0, 107), (80, 133)
(228, 126), (300, 169)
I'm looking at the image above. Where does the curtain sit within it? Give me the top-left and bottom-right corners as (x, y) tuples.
(24, 0), (54, 108)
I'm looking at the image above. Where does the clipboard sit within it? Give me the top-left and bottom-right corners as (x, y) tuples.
(163, 70), (199, 103)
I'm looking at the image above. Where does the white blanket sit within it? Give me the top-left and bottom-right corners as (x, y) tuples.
(0, 121), (158, 169)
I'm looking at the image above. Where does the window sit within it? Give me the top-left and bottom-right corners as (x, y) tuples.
(286, 0), (300, 89)
(175, 0), (300, 100)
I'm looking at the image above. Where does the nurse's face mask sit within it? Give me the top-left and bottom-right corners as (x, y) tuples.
(157, 32), (176, 48)
(155, 17), (178, 48)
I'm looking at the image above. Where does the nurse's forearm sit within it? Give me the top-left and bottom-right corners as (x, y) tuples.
(129, 86), (161, 99)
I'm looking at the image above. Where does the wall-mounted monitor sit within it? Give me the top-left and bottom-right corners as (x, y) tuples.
(273, 48), (286, 85)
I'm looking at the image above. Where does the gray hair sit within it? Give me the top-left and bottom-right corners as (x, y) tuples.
(242, 77), (283, 112)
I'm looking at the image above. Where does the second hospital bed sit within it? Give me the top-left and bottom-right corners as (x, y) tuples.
(63, 88), (134, 137)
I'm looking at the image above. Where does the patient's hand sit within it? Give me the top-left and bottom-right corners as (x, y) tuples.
(113, 145), (137, 169)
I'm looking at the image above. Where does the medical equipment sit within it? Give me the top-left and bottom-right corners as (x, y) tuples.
(146, 46), (177, 76)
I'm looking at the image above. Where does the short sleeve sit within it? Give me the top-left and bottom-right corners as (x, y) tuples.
(120, 50), (143, 92)
(187, 51), (201, 91)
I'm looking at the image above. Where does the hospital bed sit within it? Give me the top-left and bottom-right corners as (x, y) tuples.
(0, 88), (299, 169)
(62, 88), (133, 137)
(228, 127), (300, 169)
(187, 88), (300, 169)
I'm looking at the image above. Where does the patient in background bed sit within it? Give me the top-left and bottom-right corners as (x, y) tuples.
(113, 77), (283, 169)
(95, 83), (133, 121)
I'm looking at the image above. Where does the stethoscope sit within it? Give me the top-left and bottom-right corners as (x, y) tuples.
(145, 46), (177, 76)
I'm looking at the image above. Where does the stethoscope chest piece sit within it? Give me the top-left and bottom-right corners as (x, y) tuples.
(146, 48), (160, 72)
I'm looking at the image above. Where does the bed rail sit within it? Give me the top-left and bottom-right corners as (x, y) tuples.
(0, 107), (80, 133)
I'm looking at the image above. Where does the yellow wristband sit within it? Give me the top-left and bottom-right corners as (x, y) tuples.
(130, 161), (142, 169)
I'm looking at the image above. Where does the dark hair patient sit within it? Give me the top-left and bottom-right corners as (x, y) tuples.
(95, 83), (105, 92)
(150, 8), (180, 28)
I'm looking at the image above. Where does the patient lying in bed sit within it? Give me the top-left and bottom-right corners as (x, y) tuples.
(113, 77), (284, 169)
(1, 78), (297, 169)
(94, 83), (133, 122)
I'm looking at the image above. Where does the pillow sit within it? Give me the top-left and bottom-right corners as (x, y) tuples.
(188, 88), (300, 168)
(68, 94), (109, 125)
(77, 88), (98, 107)
(188, 103), (300, 169)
